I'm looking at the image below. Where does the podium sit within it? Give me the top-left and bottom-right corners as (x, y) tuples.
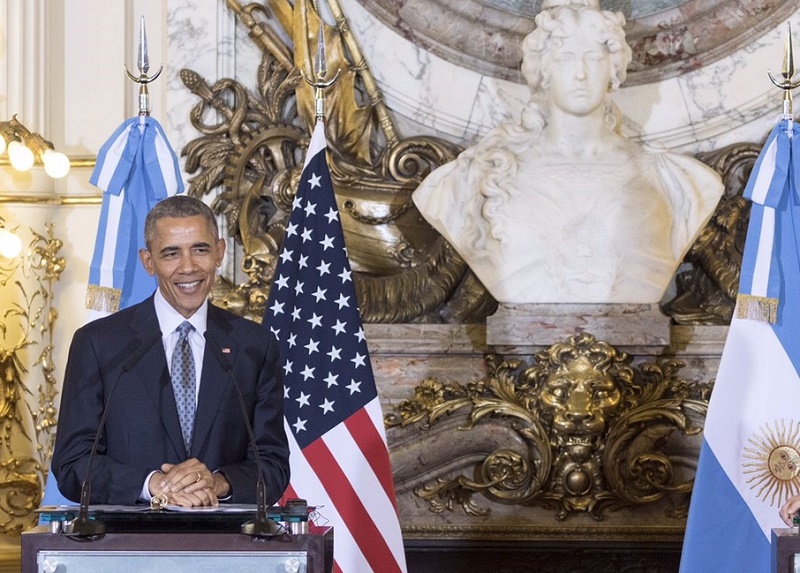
(772, 528), (800, 573)
(22, 506), (332, 573)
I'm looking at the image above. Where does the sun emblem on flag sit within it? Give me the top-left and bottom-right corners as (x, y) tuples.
(742, 420), (800, 506)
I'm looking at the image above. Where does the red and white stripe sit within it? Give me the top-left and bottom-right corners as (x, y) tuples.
(283, 397), (406, 573)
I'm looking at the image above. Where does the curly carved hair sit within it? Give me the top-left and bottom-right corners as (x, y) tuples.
(460, 4), (632, 254)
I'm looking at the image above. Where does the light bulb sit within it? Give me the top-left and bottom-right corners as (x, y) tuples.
(42, 149), (71, 178)
(0, 134), (5, 156)
(8, 141), (34, 171)
(0, 228), (22, 259)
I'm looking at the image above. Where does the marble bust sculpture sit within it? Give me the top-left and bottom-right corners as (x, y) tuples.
(412, 0), (723, 304)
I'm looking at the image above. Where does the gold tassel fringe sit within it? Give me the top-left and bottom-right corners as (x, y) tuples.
(735, 293), (778, 324)
(86, 284), (122, 313)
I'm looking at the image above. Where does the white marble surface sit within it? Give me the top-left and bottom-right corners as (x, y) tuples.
(485, 303), (672, 348)
(159, 0), (800, 167)
(337, 0), (799, 151)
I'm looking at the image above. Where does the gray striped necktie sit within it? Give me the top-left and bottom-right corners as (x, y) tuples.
(171, 321), (196, 456)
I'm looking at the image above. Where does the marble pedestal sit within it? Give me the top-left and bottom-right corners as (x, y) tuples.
(486, 303), (672, 349)
(367, 306), (724, 571)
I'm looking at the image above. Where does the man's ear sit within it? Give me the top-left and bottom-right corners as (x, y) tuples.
(139, 248), (155, 276)
(215, 238), (226, 267)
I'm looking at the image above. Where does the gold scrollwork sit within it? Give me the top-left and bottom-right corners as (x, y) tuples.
(0, 221), (64, 533)
(176, 2), (764, 326)
(387, 333), (710, 520)
(665, 142), (762, 324)
(182, 0), (494, 324)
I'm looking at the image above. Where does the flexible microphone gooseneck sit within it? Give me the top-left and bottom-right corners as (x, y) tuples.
(204, 331), (287, 538)
(62, 334), (162, 540)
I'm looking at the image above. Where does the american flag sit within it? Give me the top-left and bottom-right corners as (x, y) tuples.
(264, 121), (407, 573)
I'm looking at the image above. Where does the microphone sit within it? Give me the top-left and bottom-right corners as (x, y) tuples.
(204, 331), (286, 538)
(62, 334), (162, 539)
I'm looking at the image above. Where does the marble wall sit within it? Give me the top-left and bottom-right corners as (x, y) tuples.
(347, 0), (800, 152)
(164, 0), (800, 163)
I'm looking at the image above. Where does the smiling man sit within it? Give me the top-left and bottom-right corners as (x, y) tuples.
(52, 195), (289, 507)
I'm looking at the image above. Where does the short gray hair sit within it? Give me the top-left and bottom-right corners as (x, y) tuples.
(144, 195), (219, 249)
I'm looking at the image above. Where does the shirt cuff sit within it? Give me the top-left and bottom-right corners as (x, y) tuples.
(139, 470), (161, 502)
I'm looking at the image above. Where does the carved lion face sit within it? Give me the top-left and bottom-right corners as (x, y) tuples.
(538, 355), (622, 437)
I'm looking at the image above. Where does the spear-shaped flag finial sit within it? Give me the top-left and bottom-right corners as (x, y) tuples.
(301, 21), (340, 122)
(137, 15), (150, 76)
(768, 22), (800, 118)
(124, 16), (163, 116)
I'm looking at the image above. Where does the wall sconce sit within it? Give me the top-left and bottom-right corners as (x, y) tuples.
(0, 115), (71, 179)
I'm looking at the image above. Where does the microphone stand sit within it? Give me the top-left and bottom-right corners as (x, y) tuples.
(61, 480), (106, 539)
(205, 332), (287, 538)
(62, 335), (161, 540)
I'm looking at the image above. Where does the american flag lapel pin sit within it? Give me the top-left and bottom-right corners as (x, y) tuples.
(222, 347), (231, 354)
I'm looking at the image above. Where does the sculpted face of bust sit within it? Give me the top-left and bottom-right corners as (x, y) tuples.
(411, 2), (724, 304)
(522, 5), (630, 101)
(547, 33), (612, 118)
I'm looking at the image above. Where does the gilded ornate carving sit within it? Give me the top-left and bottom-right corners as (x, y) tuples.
(177, 1), (761, 325)
(0, 221), (64, 533)
(665, 142), (760, 324)
(182, 0), (494, 324)
(386, 333), (709, 520)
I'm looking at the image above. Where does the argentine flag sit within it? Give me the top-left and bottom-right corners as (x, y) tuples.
(41, 117), (184, 509)
(680, 118), (800, 571)
(87, 116), (183, 315)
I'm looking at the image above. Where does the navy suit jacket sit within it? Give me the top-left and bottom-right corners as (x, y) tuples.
(52, 295), (290, 505)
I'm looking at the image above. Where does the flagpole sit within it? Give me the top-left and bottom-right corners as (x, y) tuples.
(85, 14), (184, 316)
(301, 22), (340, 123)
(124, 16), (163, 118)
(264, 12), (408, 570)
(735, 23), (800, 323)
(679, 20), (800, 573)
(768, 22), (800, 122)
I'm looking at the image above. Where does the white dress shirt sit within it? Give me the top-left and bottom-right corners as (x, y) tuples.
(140, 290), (209, 501)
(154, 288), (208, 402)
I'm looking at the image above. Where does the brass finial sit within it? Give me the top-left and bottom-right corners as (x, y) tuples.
(124, 16), (164, 116)
(768, 22), (800, 118)
(301, 24), (340, 121)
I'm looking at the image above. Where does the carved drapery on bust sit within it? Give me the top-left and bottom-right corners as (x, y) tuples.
(412, 0), (724, 304)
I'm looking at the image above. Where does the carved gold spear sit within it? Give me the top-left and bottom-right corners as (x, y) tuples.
(225, 0), (294, 72)
(323, 0), (399, 145)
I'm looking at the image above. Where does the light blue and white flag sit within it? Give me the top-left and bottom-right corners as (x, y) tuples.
(680, 118), (800, 572)
(86, 116), (183, 316)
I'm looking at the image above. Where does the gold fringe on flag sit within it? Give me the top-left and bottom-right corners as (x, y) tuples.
(86, 284), (122, 313)
(735, 293), (778, 323)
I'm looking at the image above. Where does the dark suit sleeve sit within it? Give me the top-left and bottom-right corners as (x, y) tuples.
(51, 326), (155, 504)
(216, 332), (290, 504)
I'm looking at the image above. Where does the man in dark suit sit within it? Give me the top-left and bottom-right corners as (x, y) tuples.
(52, 195), (289, 507)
